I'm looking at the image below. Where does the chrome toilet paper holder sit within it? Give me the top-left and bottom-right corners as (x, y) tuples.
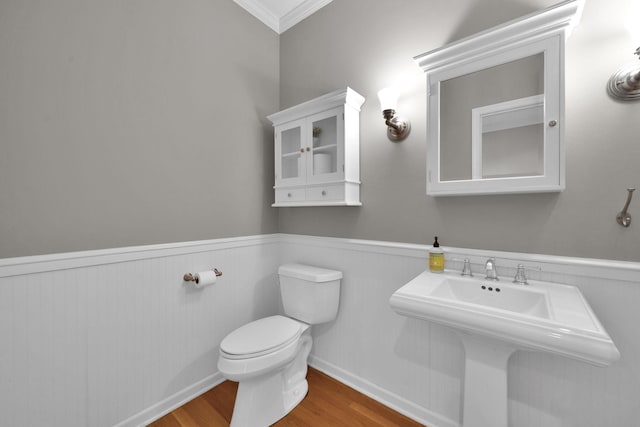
(183, 268), (223, 283)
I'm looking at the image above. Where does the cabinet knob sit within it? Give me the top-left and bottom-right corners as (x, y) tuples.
(300, 148), (304, 153)
(287, 193), (292, 198)
(306, 147), (311, 152)
(321, 190), (327, 196)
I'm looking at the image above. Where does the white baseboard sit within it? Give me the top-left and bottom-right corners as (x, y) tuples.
(115, 372), (225, 427)
(308, 355), (460, 427)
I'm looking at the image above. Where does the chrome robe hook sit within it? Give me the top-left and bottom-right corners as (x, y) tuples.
(617, 188), (635, 227)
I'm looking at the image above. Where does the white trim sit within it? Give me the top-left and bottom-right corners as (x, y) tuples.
(116, 372), (225, 427)
(2, 232), (638, 282)
(234, 0), (333, 34)
(278, 234), (640, 283)
(272, 201), (363, 207)
(309, 355), (460, 427)
(234, 0), (280, 33)
(414, 0), (583, 73)
(473, 95), (544, 133)
(0, 234), (281, 278)
(471, 95), (545, 179)
(280, 0), (334, 33)
(267, 87), (365, 126)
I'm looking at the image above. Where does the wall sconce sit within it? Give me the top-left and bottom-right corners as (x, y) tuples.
(377, 88), (411, 141)
(607, 16), (640, 100)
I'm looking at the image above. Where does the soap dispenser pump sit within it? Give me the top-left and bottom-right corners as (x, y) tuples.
(429, 236), (444, 273)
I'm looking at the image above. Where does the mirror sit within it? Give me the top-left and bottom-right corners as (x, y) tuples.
(441, 55), (544, 181)
(414, 0), (583, 196)
(471, 94), (544, 179)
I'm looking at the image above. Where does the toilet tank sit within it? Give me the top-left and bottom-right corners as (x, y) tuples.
(278, 263), (342, 324)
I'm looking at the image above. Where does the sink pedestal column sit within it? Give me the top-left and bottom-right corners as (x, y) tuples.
(457, 332), (516, 427)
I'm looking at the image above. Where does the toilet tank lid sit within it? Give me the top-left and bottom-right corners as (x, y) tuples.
(278, 263), (342, 282)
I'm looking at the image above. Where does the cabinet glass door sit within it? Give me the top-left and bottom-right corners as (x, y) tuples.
(308, 108), (343, 183)
(276, 119), (305, 185)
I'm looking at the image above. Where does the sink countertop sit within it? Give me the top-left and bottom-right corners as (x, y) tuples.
(390, 270), (620, 366)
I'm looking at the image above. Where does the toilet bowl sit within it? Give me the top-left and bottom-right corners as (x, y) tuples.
(217, 264), (342, 427)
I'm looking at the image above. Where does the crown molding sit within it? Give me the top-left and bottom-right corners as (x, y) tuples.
(414, 0), (584, 73)
(280, 0), (333, 33)
(234, 0), (333, 34)
(267, 87), (365, 125)
(234, 0), (280, 33)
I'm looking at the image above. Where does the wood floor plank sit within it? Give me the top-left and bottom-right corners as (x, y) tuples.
(201, 380), (237, 424)
(175, 396), (229, 426)
(148, 414), (182, 427)
(349, 401), (408, 427)
(148, 367), (425, 426)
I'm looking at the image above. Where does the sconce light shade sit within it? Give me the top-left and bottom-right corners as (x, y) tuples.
(377, 88), (399, 111)
(377, 87), (411, 142)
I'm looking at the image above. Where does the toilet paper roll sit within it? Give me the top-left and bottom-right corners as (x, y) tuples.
(194, 270), (217, 288)
(313, 153), (331, 175)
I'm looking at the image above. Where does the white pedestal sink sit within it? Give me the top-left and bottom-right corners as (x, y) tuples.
(389, 270), (619, 427)
(457, 333), (514, 427)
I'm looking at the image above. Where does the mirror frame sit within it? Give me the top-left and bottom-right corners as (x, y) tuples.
(414, 0), (583, 196)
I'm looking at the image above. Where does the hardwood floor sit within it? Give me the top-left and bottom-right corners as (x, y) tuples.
(149, 367), (425, 426)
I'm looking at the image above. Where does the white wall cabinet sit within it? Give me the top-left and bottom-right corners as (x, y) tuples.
(267, 87), (365, 207)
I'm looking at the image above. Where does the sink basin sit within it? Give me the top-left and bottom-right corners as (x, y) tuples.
(430, 276), (551, 319)
(390, 270), (620, 427)
(390, 270), (619, 366)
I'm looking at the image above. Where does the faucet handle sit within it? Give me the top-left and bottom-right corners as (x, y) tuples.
(512, 264), (542, 285)
(461, 258), (473, 277)
(513, 264), (528, 285)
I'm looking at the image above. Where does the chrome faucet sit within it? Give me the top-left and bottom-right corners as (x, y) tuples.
(485, 258), (499, 281)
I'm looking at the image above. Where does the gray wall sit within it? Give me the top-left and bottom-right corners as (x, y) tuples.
(279, 0), (640, 262)
(3, 0), (640, 263)
(0, 0), (279, 258)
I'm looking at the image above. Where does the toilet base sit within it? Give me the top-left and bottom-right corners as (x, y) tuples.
(231, 375), (308, 427)
(229, 333), (312, 427)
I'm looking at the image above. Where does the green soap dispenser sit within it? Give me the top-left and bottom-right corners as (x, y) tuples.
(429, 236), (444, 273)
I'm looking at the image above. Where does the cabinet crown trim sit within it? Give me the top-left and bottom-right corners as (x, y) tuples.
(267, 87), (365, 126)
(414, 0), (583, 73)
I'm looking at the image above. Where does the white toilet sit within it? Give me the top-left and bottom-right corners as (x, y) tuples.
(217, 263), (342, 427)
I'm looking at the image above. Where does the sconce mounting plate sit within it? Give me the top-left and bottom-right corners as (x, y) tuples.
(608, 63), (640, 101)
(382, 110), (411, 142)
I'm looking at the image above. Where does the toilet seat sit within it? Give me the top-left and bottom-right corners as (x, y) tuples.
(220, 315), (303, 360)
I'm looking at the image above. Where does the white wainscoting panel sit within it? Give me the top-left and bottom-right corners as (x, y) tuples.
(1, 233), (639, 427)
(279, 235), (463, 427)
(0, 235), (282, 427)
(279, 234), (640, 427)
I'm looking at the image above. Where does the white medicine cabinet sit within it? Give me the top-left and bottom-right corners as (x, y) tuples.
(267, 87), (365, 207)
(414, 0), (583, 196)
